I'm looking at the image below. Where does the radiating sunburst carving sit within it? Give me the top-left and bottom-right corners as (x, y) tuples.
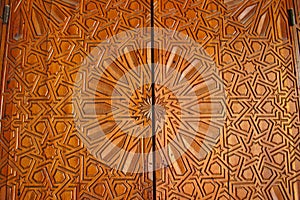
(73, 28), (226, 173)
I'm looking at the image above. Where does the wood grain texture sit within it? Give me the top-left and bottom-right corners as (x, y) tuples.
(0, 0), (12, 199)
(154, 0), (300, 199)
(0, 0), (152, 199)
(290, 0), (300, 198)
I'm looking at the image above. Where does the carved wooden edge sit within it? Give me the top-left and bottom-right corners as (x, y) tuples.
(287, 0), (300, 199)
(0, 0), (10, 199)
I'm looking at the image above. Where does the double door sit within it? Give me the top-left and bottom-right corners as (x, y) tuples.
(0, 0), (299, 199)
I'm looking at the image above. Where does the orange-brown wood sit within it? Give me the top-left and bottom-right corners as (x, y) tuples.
(0, 0), (152, 199)
(0, 0), (10, 199)
(155, 0), (300, 199)
(0, 0), (299, 199)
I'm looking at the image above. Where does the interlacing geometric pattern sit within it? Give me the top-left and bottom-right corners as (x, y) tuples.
(155, 0), (300, 199)
(0, 0), (299, 199)
(71, 26), (226, 174)
(0, 0), (153, 199)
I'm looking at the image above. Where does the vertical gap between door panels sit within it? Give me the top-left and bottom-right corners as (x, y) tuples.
(150, 0), (156, 199)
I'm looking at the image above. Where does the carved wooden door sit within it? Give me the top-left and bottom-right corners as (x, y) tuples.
(0, 0), (299, 199)
(154, 0), (300, 199)
(0, 0), (153, 199)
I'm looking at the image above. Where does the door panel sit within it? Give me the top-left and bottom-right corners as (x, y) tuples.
(0, 0), (152, 199)
(155, 0), (300, 199)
